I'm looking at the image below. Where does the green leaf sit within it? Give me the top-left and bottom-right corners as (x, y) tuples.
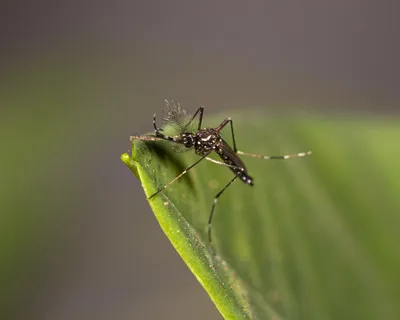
(121, 111), (400, 320)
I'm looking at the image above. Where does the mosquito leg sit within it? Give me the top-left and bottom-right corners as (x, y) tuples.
(153, 113), (163, 136)
(215, 117), (237, 152)
(205, 157), (244, 171)
(181, 106), (204, 132)
(148, 151), (211, 200)
(196, 106), (204, 131)
(236, 150), (312, 160)
(216, 117), (312, 160)
(207, 175), (238, 243)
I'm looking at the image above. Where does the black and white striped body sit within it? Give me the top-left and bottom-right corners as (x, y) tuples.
(156, 127), (254, 185)
(192, 128), (253, 185)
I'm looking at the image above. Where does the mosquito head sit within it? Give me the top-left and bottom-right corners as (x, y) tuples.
(182, 133), (195, 148)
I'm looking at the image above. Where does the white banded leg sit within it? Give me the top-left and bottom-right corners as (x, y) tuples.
(236, 150), (312, 160)
(205, 157), (245, 171)
(130, 135), (164, 142)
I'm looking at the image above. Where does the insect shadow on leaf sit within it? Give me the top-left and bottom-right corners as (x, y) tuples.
(135, 135), (197, 195)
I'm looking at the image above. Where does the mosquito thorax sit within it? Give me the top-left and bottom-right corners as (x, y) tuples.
(192, 128), (221, 155)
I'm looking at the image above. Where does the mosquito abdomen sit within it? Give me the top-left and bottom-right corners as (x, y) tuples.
(217, 140), (254, 185)
(236, 169), (254, 185)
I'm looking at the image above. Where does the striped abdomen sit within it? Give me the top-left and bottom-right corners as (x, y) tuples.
(216, 140), (254, 185)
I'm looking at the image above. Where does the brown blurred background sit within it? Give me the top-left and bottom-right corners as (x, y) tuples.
(1, 1), (399, 319)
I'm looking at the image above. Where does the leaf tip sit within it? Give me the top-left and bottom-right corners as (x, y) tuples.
(120, 152), (131, 165)
(120, 151), (139, 178)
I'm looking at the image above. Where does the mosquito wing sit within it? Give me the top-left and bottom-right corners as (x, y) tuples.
(218, 140), (247, 172)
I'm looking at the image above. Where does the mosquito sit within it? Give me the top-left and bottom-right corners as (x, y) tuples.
(130, 100), (312, 244)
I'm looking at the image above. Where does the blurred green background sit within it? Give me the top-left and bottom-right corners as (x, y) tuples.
(1, 1), (399, 319)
